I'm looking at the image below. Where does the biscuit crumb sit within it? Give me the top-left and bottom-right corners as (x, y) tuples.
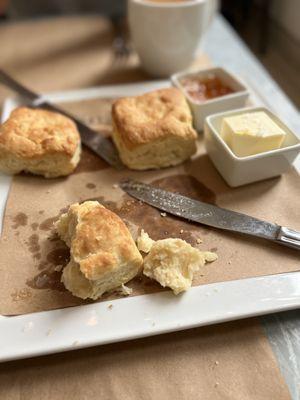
(11, 288), (32, 302)
(137, 229), (154, 253)
(228, 260), (232, 265)
(160, 212), (167, 217)
(22, 321), (34, 332)
(214, 382), (219, 388)
(196, 238), (202, 244)
(215, 360), (219, 365)
(112, 184), (118, 189)
(115, 284), (132, 296)
(180, 229), (184, 234)
(204, 252), (218, 263)
(108, 304), (113, 310)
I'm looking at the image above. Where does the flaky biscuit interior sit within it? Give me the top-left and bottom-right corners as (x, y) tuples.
(140, 235), (218, 295)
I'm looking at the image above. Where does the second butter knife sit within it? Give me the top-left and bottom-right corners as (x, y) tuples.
(0, 69), (124, 169)
(120, 179), (300, 251)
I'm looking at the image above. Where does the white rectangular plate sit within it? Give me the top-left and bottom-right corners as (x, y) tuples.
(0, 80), (299, 363)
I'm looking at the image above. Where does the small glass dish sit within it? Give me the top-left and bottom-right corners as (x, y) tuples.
(171, 67), (249, 131)
(204, 106), (300, 187)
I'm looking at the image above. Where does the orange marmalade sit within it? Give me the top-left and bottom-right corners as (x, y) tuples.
(180, 73), (235, 103)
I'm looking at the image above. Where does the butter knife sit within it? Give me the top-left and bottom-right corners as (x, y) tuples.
(0, 69), (124, 169)
(120, 179), (300, 251)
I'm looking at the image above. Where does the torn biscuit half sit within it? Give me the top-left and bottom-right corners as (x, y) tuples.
(56, 201), (143, 300)
(139, 233), (218, 295)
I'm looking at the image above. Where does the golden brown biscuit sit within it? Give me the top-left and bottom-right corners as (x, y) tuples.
(112, 88), (197, 170)
(56, 201), (143, 300)
(0, 107), (81, 178)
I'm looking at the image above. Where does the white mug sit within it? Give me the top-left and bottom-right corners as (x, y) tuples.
(128, 0), (217, 77)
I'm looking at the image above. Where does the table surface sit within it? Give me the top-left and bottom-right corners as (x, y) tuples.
(0, 12), (299, 399)
(206, 15), (300, 400)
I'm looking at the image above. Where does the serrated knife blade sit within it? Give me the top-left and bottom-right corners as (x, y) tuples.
(120, 179), (300, 251)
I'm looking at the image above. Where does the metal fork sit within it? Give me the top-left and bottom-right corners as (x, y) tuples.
(110, 16), (132, 64)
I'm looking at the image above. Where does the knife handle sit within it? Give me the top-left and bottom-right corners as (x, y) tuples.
(277, 227), (300, 251)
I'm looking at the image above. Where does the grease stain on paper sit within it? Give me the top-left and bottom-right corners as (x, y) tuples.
(86, 183), (96, 190)
(39, 216), (59, 232)
(12, 212), (28, 229)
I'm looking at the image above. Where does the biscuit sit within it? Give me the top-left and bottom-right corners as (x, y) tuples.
(0, 107), (81, 178)
(56, 201), (143, 300)
(140, 235), (218, 294)
(112, 88), (197, 170)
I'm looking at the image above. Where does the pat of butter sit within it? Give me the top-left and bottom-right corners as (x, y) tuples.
(221, 112), (286, 157)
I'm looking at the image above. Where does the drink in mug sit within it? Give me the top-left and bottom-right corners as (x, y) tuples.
(147, 0), (196, 3)
(128, 0), (217, 77)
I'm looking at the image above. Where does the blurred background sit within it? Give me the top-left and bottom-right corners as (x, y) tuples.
(0, 0), (299, 107)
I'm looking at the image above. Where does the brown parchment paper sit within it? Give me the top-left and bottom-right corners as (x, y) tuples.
(0, 15), (293, 400)
(0, 97), (299, 315)
(0, 318), (291, 400)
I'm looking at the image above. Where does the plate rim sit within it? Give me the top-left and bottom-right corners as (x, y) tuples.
(0, 80), (299, 363)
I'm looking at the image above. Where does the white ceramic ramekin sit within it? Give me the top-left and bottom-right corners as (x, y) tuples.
(172, 67), (249, 131)
(204, 106), (300, 187)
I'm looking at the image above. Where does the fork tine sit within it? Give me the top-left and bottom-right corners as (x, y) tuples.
(110, 15), (132, 66)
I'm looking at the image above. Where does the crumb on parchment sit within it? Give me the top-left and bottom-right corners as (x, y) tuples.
(204, 251), (218, 262)
(137, 229), (155, 253)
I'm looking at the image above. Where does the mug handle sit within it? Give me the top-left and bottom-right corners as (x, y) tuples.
(203, 0), (219, 32)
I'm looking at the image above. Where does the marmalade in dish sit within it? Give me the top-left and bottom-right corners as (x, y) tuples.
(180, 73), (235, 103)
